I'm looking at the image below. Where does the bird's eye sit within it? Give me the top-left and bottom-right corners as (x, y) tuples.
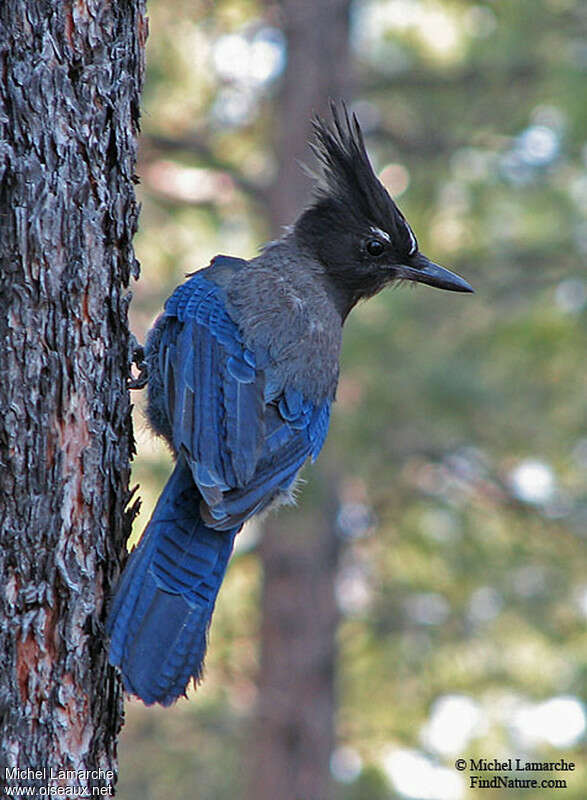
(366, 239), (385, 257)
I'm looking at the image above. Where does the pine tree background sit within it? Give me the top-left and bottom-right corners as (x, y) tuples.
(117, 2), (586, 798)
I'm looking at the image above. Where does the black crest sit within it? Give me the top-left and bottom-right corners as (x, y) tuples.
(309, 101), (415, 248)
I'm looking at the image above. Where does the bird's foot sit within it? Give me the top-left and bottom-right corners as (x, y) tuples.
(128, 333), (149, 390)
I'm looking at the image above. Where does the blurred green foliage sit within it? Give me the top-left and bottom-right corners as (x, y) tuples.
(118, 1), (586, 798)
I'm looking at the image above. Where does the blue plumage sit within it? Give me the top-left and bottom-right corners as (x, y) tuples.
(108, 457), (237, 705)
(108, 263), (332, 704)
(107, 106), (472, 706)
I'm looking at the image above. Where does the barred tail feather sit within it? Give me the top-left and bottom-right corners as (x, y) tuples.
(107, 457), (238, 706)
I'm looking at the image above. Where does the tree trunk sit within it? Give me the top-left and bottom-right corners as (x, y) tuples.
(0, 0), (146, 793)
(248, 2), (352, 799)
(267, 0), (354, 231)
(250, 497), (341, 800)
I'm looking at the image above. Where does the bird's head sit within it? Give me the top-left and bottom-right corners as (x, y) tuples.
(294, 103), (473, 318)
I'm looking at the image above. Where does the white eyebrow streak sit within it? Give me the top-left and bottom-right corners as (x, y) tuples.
(370, 226), (391, 243)
(405, 222), (417, 255)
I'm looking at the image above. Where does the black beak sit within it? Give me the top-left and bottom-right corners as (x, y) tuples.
(398, 253), (474, 293)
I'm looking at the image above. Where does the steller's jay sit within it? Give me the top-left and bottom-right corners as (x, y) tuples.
(107, 104), (473, 706)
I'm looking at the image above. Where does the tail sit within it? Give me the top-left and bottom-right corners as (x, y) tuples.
(107, 457), (239, 706)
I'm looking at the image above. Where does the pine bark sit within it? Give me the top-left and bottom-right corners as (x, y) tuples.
(0, 0), (146, 792)
(249, 2), (352, 798)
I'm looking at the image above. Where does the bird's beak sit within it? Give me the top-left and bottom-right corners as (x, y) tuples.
(398, 253), (474, 293)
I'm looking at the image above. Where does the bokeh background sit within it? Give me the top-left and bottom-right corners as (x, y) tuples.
(117, 1), (586, 798)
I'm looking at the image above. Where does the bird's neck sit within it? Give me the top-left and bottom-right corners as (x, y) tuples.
(255, 235), (333, 307)
(269, 231), (358, 323)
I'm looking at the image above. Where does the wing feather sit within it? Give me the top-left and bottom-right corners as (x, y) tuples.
(160, 265), (332, 532)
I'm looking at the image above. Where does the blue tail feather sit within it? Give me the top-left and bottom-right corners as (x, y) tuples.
(107, 457), (238, 706)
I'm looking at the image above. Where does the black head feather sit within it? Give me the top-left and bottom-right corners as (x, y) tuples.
(293, 102), (473, 315)
(307, 101), (417, 254)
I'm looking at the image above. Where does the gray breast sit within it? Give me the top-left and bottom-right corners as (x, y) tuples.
(226, 253), (342, 403)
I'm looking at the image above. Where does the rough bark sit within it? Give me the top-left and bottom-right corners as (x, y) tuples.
(248, 2), (352, 799)
(0, 0), (146, 793)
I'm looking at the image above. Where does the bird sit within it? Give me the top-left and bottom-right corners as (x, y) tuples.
(107, 103), (473, 706)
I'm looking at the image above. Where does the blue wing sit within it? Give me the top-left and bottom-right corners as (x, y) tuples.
(156, 259), (331, 531)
